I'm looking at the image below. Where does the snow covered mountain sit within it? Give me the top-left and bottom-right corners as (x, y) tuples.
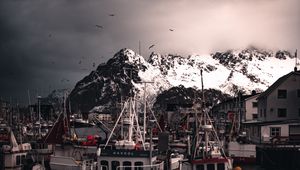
(68, 48), (296, 113)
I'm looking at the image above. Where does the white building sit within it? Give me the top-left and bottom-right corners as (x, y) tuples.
(245, 70), (300, 144)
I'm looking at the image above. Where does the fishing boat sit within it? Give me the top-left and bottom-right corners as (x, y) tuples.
(189, 70), (233, 170)
(44, 93), (99, 170)
(46, 121), (99, 170)
(70, 113), (95, 128)
(0, 124), (32, 170)
(96, 96), (165, 170)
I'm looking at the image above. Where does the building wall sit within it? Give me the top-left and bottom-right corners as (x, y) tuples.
(247, 125), (261, 143)
(245, 94), (260, 121)
(246, 123), (300, 144)
(260, 124), (289, 142)
(213, 99), (246, 123)
(264, 74), (300, 122)
(257, 96), (266, 122)
(0, 100), (9, 122)
(98, 114), (112, 121)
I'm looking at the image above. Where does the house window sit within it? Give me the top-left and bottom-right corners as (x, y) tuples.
(207, 164), (215, 170)
(277, 108), (287, 117)
(134, 162), (143, 170)
(260, 109), (262, 117)
(123, 161), (132, 170)
(111, 161), (120, 170)
(270, 127), (281, 137)
(16, 155), (21, 165)
(196, 165), (204, 170)
(278, 89), (287, 99)
(100, 161), (109, 170)
(252, 114), (258, 119)
(217, 163), (225, 170)
(21, 155), (26, 165)
(299, 108), (300, 117)
(264, 109), (266, 118)
(297, 89), (300, 97)
(252, 102), (258, 108)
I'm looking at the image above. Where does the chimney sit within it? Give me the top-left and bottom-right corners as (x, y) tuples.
(294, 67), (297, 72)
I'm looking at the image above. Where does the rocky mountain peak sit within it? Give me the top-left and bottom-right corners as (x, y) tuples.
(107, 48), (147, 70)
(67, 48), (296, 114)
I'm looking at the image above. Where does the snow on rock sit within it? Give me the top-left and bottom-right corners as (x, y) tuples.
(69, 47), (296, 113)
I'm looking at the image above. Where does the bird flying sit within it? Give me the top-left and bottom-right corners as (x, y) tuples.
(96, 25), (103, 29)
(149, 44), (155, 49)
(109, 14), (115, 16)
(169, 29), (174, 31)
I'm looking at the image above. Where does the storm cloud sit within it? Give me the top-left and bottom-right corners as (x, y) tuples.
(0, 0), (299, 104)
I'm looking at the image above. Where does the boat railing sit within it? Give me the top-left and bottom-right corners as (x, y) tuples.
(116, 161), (164, 170)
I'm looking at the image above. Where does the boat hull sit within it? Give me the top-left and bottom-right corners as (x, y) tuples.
(191, 157), (233, 170)
(231, 156), (256, 164)
(97, 148), (162, 170)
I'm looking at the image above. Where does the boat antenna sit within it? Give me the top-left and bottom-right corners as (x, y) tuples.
(294, 49), (298, 72)
(139, 40), (141, 56)
(201, 69), (205, 106)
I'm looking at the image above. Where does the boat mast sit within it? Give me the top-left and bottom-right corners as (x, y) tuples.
(17, 103), (23, 145)
(143, 83), (146, 143)
(128, 94), (133, 142)
(237, 91), (241, 133)
(200, 69), (208, 158)
(104, 67), (146, 149)
(128, 69), (134, 142)
(28, 90), (33, 123)
(37, 95), (42, 139)
(295, 49), (298, 71)
(63, 91), (70, 138)
(141, 81), (154, 143)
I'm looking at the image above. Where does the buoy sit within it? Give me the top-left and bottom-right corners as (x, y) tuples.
(135, 143), (141, 150)
(233, 166), (242, 170)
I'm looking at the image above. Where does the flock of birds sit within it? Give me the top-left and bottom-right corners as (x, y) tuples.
(47, 13), (176, 84)
(148, 29), (174, 49)
(93, 13), (175, 50)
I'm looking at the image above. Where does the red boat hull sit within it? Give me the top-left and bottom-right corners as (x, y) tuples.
(232, 156), (256, 164)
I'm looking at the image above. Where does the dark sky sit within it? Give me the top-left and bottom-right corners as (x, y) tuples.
(0, 0), (299, 105)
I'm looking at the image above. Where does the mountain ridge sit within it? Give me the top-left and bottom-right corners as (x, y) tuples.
(67, 48), (296, 113)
